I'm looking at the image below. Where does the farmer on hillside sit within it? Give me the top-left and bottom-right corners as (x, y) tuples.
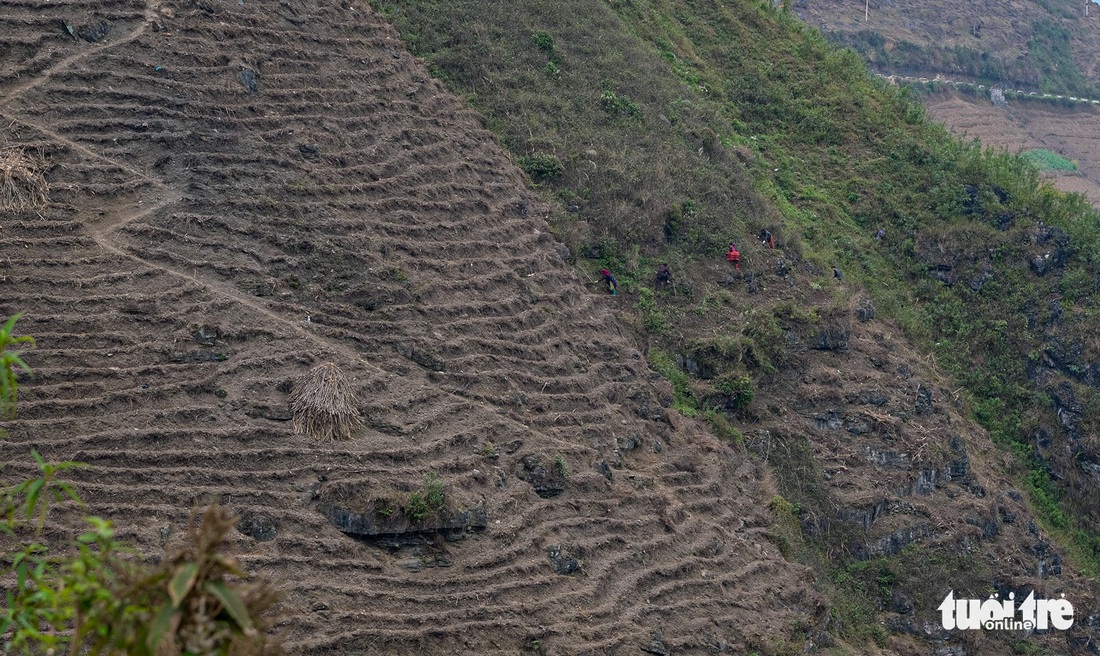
(655, 262), (672, 289)
(760, 228), (775, 249)
(727, 243), (741, 271)
(601, 268), (619, 295)
(833, 267), (843, 281)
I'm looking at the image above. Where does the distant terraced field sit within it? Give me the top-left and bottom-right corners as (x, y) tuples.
(924, 93), (1100, 205)
(0, 0), (817, 652)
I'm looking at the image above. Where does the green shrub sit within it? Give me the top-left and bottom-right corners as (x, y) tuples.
(406, 492), (430, 522)
(634, 287), (665, 333)
(599, 89), (640, 117)
(406, 472), (447, 522)
(425, 472), (446, 508)
(533, 30), (555, 52)
(517, 152), (564, 182)
(711, 373), (754, 411)
(767, 495), (798, 517)
(553, 454), (569, 479)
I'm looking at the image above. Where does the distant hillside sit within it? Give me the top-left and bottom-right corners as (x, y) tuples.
(798, 0), (1100, 211)
(797, 0), (1100, 96)
(922, 91), (1100, 205)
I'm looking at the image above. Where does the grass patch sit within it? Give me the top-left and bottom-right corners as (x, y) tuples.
(1022, 148), (1078, 172)
(647, 347), (697, 416)
(405, 472), (447, 522)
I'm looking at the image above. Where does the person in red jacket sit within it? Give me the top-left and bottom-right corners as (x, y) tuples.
(727, 243), (741, 270)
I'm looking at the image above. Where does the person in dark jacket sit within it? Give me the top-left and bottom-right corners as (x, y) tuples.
(655, 263), (672, 289)
(760, 228), (775, 249)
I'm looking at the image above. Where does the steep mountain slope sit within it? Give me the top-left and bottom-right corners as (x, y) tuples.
(0, 0), (823, 653)
(4, 0), (1100, 654)
(375, 0), (1100, 653)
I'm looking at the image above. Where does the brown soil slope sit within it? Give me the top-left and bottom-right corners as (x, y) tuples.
(0, 0), (818, 653)
(656, 241), (1100, 654)
(3, 2), (1099, 655)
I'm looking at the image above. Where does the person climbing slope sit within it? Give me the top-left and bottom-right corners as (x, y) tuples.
(601, 268), (619, 295)
(759, 228), (775, 249)
(727, 243), (741, 271)
(655, 262), (671, 289)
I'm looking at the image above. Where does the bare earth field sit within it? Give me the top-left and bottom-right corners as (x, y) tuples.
(2, 1), (1099, 654)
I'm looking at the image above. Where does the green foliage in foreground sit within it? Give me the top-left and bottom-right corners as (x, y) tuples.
(0, 312), (34, 420)
(1, 452), (281, 655)
(0, 318), (281, 655)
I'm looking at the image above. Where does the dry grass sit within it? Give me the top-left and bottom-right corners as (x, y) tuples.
(0, 147), (48, 212)
(289, 362), (364, 441)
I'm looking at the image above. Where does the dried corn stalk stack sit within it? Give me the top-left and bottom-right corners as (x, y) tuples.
(289, 362), (364, 441)
(0, 147), (48, 212)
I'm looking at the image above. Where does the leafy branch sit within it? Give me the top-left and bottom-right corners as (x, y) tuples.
(0, 311), (34, 420)
(0, 318), (281, 654)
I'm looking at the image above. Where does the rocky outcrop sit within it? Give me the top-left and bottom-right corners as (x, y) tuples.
(321, 502), (488, 543)
(514, 454), (568, 498)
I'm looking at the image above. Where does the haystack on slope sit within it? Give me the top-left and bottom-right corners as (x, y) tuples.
(0, 147), (48, 212)
(289, 362), (364, 441)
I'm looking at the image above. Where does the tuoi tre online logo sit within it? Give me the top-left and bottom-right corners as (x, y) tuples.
(939, 590), (1074, 631)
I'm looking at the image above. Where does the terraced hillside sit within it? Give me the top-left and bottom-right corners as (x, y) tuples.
(0, 0), (822, 653)
(6, 0), (1100, 654)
